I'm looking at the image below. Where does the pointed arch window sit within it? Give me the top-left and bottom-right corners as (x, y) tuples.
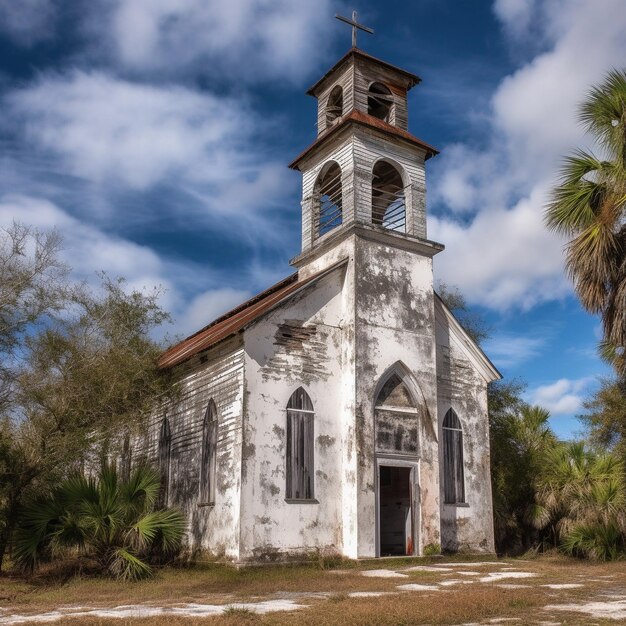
(158, 417), (171, 507)
(120, 431), (132, 482)
(286, 387), (315, 500)
(326, 85), (343, 128)
(372, 161), (406, 233)
(315, 162), (343, 238)
(200, 400), (218, 505)
(374, 372), (419, 456)
(368, 82), (393, 122)
(443, 409), (465, 504)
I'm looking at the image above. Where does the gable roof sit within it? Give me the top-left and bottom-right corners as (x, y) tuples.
(289, 109), (439, 171)
(159, 262), (346, 369)
(306, 47), (421, 96)
(434, 293), (502, 383)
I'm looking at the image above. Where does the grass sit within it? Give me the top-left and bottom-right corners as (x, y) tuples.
(0, 554), (625, 624)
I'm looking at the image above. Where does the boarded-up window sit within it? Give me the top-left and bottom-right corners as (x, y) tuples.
(375, 373), (419, 456)
(158, 417), (171, 507)
(120, 432), (131, 482)
(200, 400), (218, 504)
(443, 409), (465, 504)
(286, 387), (314, 500)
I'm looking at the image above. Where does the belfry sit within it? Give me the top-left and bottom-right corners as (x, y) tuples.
(145, 31), (501, 561)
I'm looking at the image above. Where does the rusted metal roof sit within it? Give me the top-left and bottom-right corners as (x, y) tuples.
(289, 109), (439, 171)
(307, 47), (421, 96)
(159, 263), (345, 369)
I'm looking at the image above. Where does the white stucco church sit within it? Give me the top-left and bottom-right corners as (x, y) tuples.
(140, 42), (501, 562)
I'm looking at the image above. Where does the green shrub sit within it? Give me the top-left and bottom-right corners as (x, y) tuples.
(14, 464), (185, 580)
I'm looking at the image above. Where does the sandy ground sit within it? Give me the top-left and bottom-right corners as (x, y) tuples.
(0, 556), (625, 624)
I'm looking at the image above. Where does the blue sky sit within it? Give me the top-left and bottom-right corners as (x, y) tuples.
(1, 0), (623, 438)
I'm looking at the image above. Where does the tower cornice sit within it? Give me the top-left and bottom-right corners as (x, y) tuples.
(289, 109), (439, 171)
(306, 47), (421, 97)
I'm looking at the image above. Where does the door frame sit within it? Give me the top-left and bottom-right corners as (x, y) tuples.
(375, 456), (420, 557)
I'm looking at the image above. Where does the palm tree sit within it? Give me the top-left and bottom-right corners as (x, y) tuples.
(545, 70), (626, 367)
(531, 442), (626, 559)
(13, 465), (185, 580)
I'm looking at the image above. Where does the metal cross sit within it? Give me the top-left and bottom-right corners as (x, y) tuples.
(335, 10), (374, 48)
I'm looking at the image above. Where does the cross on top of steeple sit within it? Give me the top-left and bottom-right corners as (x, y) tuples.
(335, 10), (374, 48)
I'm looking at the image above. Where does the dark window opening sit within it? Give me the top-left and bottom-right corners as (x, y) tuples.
(368, 82), (393, 121)
(286, 387), (314, 500)
(315, 162), (343, 238)
(157, 417), (171, 508)
(120, 432), (131, 482)
(326, 85), (343, 128)
(372, 161), (406, 233)
(200, 400), (218, 505)
(443, 409), (466, 504)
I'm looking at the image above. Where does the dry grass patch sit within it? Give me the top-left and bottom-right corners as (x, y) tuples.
(1, 555), (626, 625)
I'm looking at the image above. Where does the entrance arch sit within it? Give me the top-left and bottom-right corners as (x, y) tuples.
(373, 365), (422, 557)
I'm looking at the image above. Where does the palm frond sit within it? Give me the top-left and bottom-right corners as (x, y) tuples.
(108, 547), (152, 581)
(579, 69), (626, 158)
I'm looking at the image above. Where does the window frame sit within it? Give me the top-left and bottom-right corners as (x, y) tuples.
(285, 387), (317, 503)
(157, 416), (171, 508)
(199, 399), (218, 506)
(442, 408), (467, 505)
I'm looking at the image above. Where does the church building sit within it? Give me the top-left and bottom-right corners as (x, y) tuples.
(143, 42), (501, 562)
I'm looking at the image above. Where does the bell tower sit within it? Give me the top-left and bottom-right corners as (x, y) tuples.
(289, 45), (441, 266)
(288, 39), (446, 558)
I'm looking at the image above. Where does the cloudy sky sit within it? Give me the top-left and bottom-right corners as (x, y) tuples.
(1, 0), (624, 437)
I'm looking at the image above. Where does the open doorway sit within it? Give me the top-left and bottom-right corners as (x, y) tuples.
(378, 465), (414, 556)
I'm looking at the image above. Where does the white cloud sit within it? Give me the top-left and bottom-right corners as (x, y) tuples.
(431, 185), (568, 310)
(483, 333), (546, 368)
(4, 70), (287, 200)
(528, 376), (595, 415)
(91, 0), (335, 82)
(2, 70), (295, 248)
(177, 288), (251, 337)
(429, 0), (626, 311)
(0, 0), (56, 46)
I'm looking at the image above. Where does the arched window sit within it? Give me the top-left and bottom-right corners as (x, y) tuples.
(443, 409), (465, 504)
(315, 162), (342, 238)
(286, 387), (314, 500)
(120, 431), (131, 482)
(372, 161), (406, 233)
(158, 417), (171, 507)
(200, 400), (218, 505)
(326, 85), (343, 127)
(368, 82), (393, 121)
(374, 372), (419, 455)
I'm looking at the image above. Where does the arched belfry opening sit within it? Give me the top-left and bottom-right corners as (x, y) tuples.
(314, 161), (343, 238)
(326, 85), (343, 128)
(372, 161), (406, 233)
(368, 82), (393, 122)
(374, 368), (420, 557)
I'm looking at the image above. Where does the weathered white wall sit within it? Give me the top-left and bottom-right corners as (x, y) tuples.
(352, 235), (441, 556)
(435, 305), (496, 553)
(239, 265), (350, 561)
(139, 337), (244, 559)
